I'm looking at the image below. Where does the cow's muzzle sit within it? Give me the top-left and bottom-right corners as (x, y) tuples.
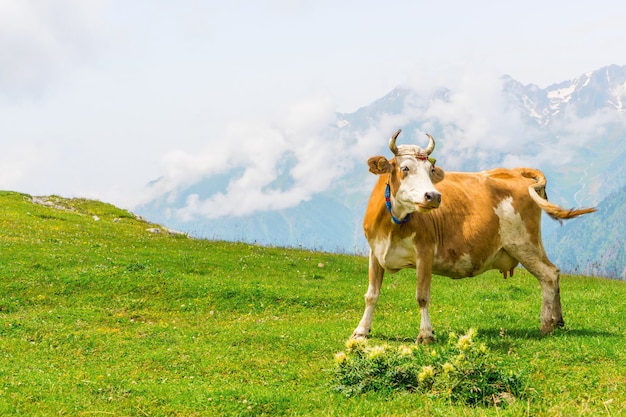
(419, 191), (441, 211)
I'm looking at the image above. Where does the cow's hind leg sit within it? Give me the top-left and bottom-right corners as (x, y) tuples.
(514, 248), (564, 334)
(352, 254), (384, 339)
(534, 260), (564, 334)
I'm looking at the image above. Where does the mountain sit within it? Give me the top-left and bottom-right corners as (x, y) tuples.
(545, 185), (626, 279)
(503, 65), (626, 208)
(136, 65), (626, 279)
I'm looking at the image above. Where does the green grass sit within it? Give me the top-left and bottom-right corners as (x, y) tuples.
(0, 190), (624, 416)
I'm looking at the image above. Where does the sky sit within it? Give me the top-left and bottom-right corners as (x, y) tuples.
(1, 0), (625, 217)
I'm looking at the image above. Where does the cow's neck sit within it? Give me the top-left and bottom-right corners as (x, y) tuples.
(384, 183), (410, 225)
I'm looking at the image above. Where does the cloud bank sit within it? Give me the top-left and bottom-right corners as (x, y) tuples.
(141, 94), (364, 219)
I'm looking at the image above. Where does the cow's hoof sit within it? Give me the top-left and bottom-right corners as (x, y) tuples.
(417, 333), (435, 344)
(539, 325), (554, 335)
(351, 328), (369, 340)
(540, 317), (565, 335)
(540, 321), (565, 336)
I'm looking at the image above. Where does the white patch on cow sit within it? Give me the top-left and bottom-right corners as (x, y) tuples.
(371, 233), (416, 272)
(494, 197), (529, 244)
(452, 252), (474, 275)
(434, 251), (476, 278)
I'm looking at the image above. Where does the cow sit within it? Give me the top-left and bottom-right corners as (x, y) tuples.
(352, 129), (596, 343)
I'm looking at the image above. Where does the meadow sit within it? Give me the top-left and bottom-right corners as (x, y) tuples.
(0, 190), (624, 416)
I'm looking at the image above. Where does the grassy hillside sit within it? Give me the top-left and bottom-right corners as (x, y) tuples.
(0, 191), (624, 416)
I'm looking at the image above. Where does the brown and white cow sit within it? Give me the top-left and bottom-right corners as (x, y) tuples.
(352, 129), (595, 343)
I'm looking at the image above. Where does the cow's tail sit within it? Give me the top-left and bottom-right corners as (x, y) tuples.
(523, 169), (596, 222)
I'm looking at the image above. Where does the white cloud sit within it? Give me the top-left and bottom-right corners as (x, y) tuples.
(139, 94), (354, 219)
(396, 68), (532, 170)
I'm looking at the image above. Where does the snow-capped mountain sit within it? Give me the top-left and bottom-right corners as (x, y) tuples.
(506, 64), (626, 126)
(504, 65), (626, 201)
(137, 65), (626, 278)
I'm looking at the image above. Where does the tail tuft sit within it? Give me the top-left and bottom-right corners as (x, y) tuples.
(544, 206), (597, 223)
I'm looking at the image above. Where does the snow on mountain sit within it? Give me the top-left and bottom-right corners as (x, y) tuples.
(511, 65), (626, 126)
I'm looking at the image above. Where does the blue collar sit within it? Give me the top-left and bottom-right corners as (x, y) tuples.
(385, 183), (410, 224)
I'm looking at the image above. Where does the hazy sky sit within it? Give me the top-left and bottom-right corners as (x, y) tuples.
(1, 0), (625, 213)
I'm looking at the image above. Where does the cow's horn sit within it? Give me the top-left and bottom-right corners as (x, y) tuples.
(424, 133), (435, 155)
(389, 129), (402, 155)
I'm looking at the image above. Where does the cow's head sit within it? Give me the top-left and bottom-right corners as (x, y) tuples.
(368, 129), (444, 220)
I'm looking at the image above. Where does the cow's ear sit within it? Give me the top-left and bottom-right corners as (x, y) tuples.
(431, 166), (445, 183)
(367, 156), (392, 175)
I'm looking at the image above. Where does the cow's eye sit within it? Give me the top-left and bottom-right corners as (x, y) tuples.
(401, 166), (410, 173)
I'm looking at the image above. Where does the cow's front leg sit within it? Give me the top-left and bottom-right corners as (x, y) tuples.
(416, 259), (434, 344)
(352, 254), (384, 339)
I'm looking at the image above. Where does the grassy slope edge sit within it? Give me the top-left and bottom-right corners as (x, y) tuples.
(0, 191), (624, 416)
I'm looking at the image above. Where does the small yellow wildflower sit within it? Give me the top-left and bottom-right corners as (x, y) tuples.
(442, 362), (455, 373)
(430, 349), (439, 358)
(398, 345), (413, 356)
(345, 338), (358, 349)
(345, 338), (365, 352)
(334, 351), (348, 364)
(478, 343), (488, 354)
(367, 345), (386, 360)
(456, 334), (472, 351)
(418, 365), (435, 382)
